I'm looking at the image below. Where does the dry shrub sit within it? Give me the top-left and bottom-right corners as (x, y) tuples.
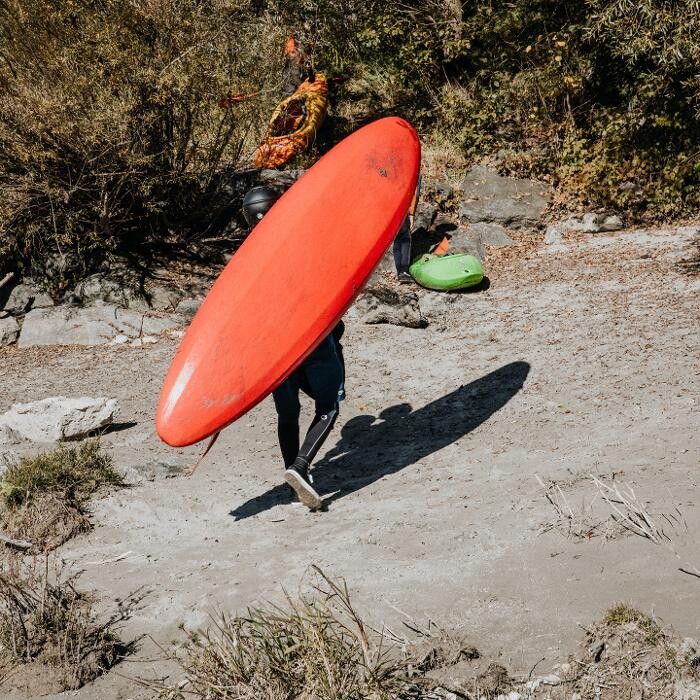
(0, 0), (285, 287)
(555, 604), (700, 699)
(161, 568), (415, 700)
(0, 554), (130, 691)
(0, 441), (122, 551)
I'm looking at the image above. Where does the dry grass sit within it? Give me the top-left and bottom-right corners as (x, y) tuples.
(0, 441), (122, 551)
(159, 567), (414, 700)
(0, 554), (131, 691)
(536, 473), (619, 541)
(155, 568), (520, 700)
(553, 604), (700, 700)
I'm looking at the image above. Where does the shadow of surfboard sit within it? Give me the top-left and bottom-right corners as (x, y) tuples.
(229, 361), (530, 521)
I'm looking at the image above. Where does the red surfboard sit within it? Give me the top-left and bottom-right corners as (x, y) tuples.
(157, 117), (420, 447)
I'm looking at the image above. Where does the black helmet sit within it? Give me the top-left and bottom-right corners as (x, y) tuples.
(242, 186), (280, 226)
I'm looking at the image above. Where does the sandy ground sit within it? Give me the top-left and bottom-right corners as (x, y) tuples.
(1, 225), (699, 698)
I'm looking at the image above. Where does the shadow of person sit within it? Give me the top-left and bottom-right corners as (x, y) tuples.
(230, 361), (530, 520)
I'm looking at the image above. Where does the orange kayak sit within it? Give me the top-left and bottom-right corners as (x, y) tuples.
(157, 117), (421, 447)
(254, 73), (328, 169)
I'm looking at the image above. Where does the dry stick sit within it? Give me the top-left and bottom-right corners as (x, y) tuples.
(0, 272), (14, 290)
(0, 531), (32, 550)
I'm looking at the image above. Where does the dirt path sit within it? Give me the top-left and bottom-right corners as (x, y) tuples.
(1, 225), (699, 698)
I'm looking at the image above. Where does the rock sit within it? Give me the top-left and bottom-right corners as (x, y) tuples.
(444, 225), (486, 261)
(18, 305), (178, 347)
(413, 203), (438, 232)
(67, 273), (148, 310)
(0, 397), (120, 442)
(557, 212), (622, 234)
(545, 225), (562, 244)
(0, 424), (19, 445)
(0, 316), (20, 346)
(174, 297), (203, 321)
(600, 214), (623, 232)
(540, 674), (561, 686)
(3, 281), (54, 315)
(258, 168), (305, 187)
(121, 458), (188, 483)
(469, 222), (516, 246)
(0, 449), (16, 476)
(353, 283), (427, 328)
(147, 285), (185, 311)
(675, 679), (700, 700)
(459, 165), (550, 228)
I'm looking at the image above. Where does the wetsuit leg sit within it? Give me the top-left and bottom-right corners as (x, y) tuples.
(272, 375), (301, 467)
(392, 216), (412, 275)
(294, 336), (343, 468)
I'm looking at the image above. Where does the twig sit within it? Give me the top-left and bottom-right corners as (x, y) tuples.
(0, 531), (32, 550)
(0, 272), (14, 290)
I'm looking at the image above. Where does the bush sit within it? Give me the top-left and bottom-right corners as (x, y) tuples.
(0, 0), (285, 287)
(3, 0), (700, 278)
(0, 441), (122, 550)
(0, 555), (129, 691)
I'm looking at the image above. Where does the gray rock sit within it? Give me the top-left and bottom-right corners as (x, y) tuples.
(0, 449), (16, 476)
(18, 305), (178, 347)
(600, 214), (623, 232)
(0, 316), (20, 346)
(469, 222), (516, 246)
(122, 458), (188, 483)
(445, 225), (486, 261)
(3, 281), (54, 315)
(0, 424), (19, 445)
(68, 273), (148, 310)
(147, 285), (185, 311)
(413, 203), (438, 232)
(545, 225), (562, 244)
(0, 397), (120, 442)
(354, 283), (427, 328)
(459, 165), (550, 228)
(676, 679), (700, 700)
(175, 297), (203, 322)
(258, 169), (305, 187)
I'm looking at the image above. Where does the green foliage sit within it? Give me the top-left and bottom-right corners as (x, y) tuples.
(1, 441), (120, 510)
(3, 0), (700, 275)
(0, 441), (121, 550)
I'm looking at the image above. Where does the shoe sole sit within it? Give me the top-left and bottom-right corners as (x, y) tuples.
(284, 470), (323, 511)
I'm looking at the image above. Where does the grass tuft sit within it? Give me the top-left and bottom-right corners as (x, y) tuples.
(0, 441), (122, 551)
(0, 555), (130, 691)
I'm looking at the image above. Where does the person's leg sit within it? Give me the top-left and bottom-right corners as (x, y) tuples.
(284, 336), (343, 510)
(272, 376), (301, 468)
(392, 216), (412, 282)
(295, 336), (343, 468)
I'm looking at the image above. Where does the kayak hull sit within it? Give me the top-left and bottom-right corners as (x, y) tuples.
(157, 117), (421, 447)
(409, 253), (484, 291)
(254, 73), (328, 169)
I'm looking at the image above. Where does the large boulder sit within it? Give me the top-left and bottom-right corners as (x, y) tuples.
(0, 316), (20, 346)
(352, 282), (427, 328)
(2, 281), (54, 316)
(459, 165), (550, 228)
(18, 305), (178, 347)
(0, 397), (120, 443)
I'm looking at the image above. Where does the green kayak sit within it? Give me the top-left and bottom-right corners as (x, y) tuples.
(409, 253), (484, 291)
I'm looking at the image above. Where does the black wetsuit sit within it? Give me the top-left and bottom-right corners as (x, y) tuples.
(272, 322), (345, 470)
(392, 216), (412, 275)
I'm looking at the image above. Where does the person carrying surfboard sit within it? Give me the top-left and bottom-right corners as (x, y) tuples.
(242, 186), (345, 510)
